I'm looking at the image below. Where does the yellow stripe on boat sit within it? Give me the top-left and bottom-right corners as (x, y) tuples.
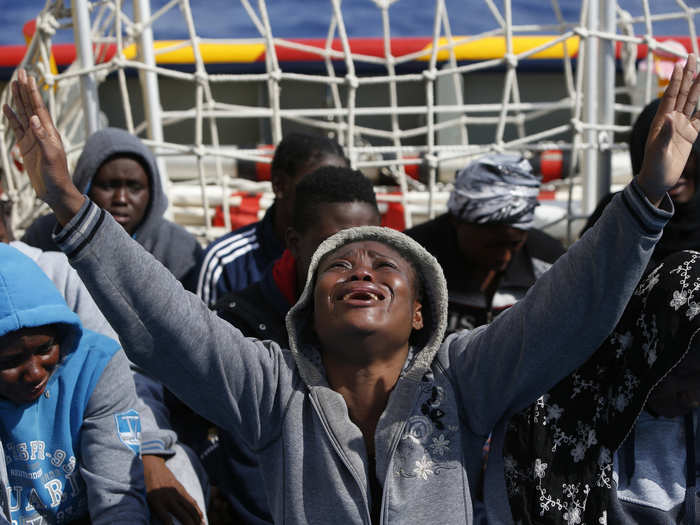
(122, 41), (266, 63)
(416, 36), (581, 61)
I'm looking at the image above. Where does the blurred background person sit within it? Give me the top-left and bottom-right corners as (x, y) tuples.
(406, 153), (564, 333)
(196, 132), (348, 305)
(581, 97), (700, 267)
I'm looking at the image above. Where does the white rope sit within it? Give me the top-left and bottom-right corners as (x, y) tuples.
(2, 0), (699, 240)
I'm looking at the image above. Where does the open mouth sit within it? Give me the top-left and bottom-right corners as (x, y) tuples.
(338, 289), (385, 302)
(22, 378), (48, 401)
(111, 213), (131, 223)
(670, 180), (686, 191)
(669, 177), (689, 194)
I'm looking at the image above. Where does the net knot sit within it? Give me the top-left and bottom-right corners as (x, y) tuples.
(345, 74), (359, 89)
(36, 12), (59, 38)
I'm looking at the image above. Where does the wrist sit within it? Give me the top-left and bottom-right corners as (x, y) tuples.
(634, 173), (665, 207)
(142, 454), (166, 466)
(50, 188), (86, 227)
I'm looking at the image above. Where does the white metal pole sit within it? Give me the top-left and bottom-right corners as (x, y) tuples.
(133, 0), (169, 203)
(582, 0), (600, 216)
(597, 0), (615, 202)
(71, 0), (100, 135)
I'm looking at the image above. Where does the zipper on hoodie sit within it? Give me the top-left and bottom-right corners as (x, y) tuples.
(378, 418), (408, 525)
(309, 392), (373, 525)
(377, 377), (427, 525)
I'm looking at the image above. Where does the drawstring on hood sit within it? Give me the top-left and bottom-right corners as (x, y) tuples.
(285, 226), (448, 387)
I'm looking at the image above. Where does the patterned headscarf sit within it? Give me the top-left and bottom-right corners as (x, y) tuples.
(503, 250), (700, 525)
(447, 153), (541, 229)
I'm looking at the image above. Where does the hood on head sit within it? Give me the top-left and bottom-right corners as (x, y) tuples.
(0, 244), (81, 354)
(73, 128), (167, 237)
(285, 226), (448, 386)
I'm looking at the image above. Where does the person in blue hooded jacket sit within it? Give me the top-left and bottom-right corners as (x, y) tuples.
(0, 243), (148, 524)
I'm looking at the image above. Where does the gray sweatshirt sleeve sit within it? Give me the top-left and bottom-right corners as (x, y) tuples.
(133, 371), (177, 456)
(54, 200), (292, 448)
(55, 274), (178, 457)
(80, 349), (148, 524)
(444, 181), (672, 434)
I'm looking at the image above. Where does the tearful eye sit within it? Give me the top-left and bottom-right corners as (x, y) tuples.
(328, 261), (350, 270)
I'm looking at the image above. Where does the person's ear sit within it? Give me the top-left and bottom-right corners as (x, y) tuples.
(286, 226), (301, 254)
(412, 301), (424, 331)
(271, 171), (286, 200)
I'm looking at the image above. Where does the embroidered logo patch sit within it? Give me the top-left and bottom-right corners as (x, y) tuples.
(114, 409), (141, 455)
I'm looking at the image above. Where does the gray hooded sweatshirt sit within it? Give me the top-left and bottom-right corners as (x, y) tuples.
(52, 180), (670, 524)
(21, 128), (202, 287)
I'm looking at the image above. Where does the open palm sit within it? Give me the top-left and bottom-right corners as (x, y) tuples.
(638, 54), (700, 204)
(2, 69), (84, 223)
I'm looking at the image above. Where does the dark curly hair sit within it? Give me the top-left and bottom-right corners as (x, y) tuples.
(271, 132), (347, 179)
(292, 166), (379, 233)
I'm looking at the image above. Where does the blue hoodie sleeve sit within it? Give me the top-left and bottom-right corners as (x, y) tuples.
(80, 349), (149, 523)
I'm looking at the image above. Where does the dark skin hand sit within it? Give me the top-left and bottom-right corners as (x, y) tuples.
(142, 455), (204, 525)
(635, 55), (700, 205)
(2, 69), (85, 222)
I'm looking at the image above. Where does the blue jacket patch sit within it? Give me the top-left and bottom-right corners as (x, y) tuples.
(114, 410), (141, 455)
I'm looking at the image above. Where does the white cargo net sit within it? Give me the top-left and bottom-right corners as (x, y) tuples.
(1, 0), (699, 241)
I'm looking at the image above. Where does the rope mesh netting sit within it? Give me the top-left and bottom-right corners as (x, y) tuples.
(1, 0), (700, 240)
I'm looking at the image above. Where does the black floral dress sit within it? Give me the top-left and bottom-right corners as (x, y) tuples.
(504, 250), (700, 524)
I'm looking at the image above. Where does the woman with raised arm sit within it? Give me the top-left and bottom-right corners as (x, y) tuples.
(3, 58), (699, 524)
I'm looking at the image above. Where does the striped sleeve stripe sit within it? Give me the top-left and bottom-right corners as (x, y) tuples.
(54, 198), (93, 244)
(67, 210), (105, 259)
(203, 240), (260, 304)
(141, 439), (167, 454)
(219, 241), (259, 267)
(197, 227), (259, 302)
(53, 199), (105, 259)
(198, 228), (257, 277)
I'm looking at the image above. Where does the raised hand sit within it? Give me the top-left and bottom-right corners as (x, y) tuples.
(637, 53), (700, 206)
(2, 69), (85, 224)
